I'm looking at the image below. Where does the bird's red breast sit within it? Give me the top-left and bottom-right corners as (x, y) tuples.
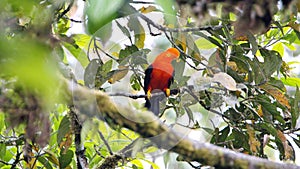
(144, 47), (180, 95)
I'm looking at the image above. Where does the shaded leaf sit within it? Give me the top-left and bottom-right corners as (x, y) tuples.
(128, 16), (145, 48)
(84, 59), (102, 88)
(291, 86), (300, 128)
(44, 150), (59, 166)
(155, 0), (176, 25)
(86, 0), (125, 34)
(38, 156), (53, 169)
(246, 125), (260, 154)
(119, 45), (139, 61)
(59, 149), (74, 169)
(116, 21), (132, 43)
(95, 22), (113, 44)
(277, 130), (294, 160)
(260, 83), (291, 110)
(108, 66), (129, 84)
(57, 116), (71, 146)
(247, 32), (258, 55)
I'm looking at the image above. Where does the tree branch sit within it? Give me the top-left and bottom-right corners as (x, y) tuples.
(64, 79), (300, 169)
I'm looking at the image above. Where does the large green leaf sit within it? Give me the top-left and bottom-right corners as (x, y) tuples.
(59, 150), (74, 169)
(291, 86), (300, 128)
(155, 0), (176, 25)
(280, 77), (300, 87)
(128, 15), (145, 48)
(86, 0), (125, 34)
(57, 116), (71, 146)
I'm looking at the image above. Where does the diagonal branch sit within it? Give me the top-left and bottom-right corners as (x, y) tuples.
(64, 79), (300, 169)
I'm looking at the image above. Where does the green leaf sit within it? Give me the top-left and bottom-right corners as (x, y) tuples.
(280, 77), (300, 87)
(84, 59), (113, 88)
(260, 49), (282, 78)
(216, 126), (230, 143)
(131, 159), (143, 168)
(195, 37), (217, 49)
(72, 34), (92, 49)
(95, 22), (113, 43)
(155, 0), (176, 25)
(258, 122), (278, 136)
(128, 15), (145, 48)
(38, 156), (53, 169)
(84, 59), (102, 88)
(0, 143), (6, 159)
(0, 37), (59, 107)
(86, 0), (125, 34)
(141, 159), (160, 169)
(63, 42), (89, 68)
(116, 21), (131, 42)
(119, 45), (139, 62)
(57, 116), (71, 146)
(59, 150), (74, 169)
(291, 86), (300, 128)
(272, 42), (284, 57)
(247, 32), (258, 55)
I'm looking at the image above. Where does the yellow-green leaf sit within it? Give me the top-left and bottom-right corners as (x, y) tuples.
(272, 42), (284, 57)
(195, 37), (217, 49)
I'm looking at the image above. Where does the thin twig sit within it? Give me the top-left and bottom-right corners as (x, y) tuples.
(94, 38), (119, 61)
(138, 13), (223, 33)
(98, 131), (114, 155)
(56, 0), (75, 22)
(129, 0), (155, 4)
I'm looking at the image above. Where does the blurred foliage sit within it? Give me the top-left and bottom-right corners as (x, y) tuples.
(0, 0), (300, 168)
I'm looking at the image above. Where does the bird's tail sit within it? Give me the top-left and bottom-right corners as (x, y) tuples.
(145, 94), (166, 116)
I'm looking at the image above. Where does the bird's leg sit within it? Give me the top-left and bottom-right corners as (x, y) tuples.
(164, 88), (171, 97)
(147, 90), (152, 99)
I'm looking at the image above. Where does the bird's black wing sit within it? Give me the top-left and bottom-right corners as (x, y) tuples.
(144, 65), (153, 93)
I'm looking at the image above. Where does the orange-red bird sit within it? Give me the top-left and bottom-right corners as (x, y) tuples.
(144, 48), (180, 115)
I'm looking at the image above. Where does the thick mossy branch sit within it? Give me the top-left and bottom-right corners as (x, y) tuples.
(66, 80), (300, 169)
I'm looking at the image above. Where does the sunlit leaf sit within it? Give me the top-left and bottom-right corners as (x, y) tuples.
(272, 42), (284, 57)
(63, 42), (89, 68)
(195, 37), (217, 49)
(141, 159), (160, 169)
(212, 72), (237, 91)
(280, 77), (300, 87)
(0, 143), (6, 159)
(139, 5), (157, 13)
(131, 159), (144, 168)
